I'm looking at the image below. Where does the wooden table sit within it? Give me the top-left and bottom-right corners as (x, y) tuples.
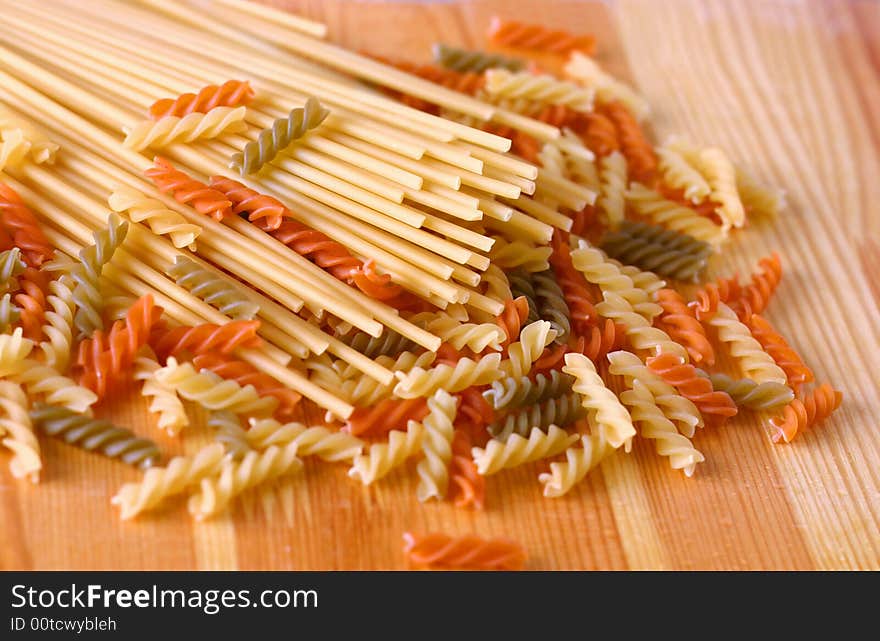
(2, 0), (879, 570)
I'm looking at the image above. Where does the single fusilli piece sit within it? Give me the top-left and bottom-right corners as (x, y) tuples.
(393, 353), (502, 399)
(0, 182), (55, 267)
(768, 384), (842, 444)
(484, 70), (595, 112)
(626, 183), (726, 247)
(448, 429), (484, 509)
(501, 320), (557, 378)
(0, 293), (20, 333)
(337, 327), (416, 359)
(728, 253), (783, 321)
(432, 43), (523, 73)
(148, 80), (255, 119)
(652, 288), (714, 366)
(481, 263), (513, 303)
(209, 410), (251, 460)
(606, 350), (703, 437)
(71, 213), (129, 337)
(736, 165), (786, 218)
(695, 370), (794, 411)
(489, 237), (552, 272)
(133, 348), (189, 435)
(230, 97), (329, 175)
(746, 314), (813, 391)
(564, 52), (649, 120)
(145, 158), (233, 222)
(166, 256), (258, 320)
(620, 380), (703, 476)
(596, 291), (689, 361)
(37, 275), (75, 372)
(508, 270), (539, 324)
(108, 186), (202, 249)
(154, 358), (278, 417)
(695, 147), (745, 231)
(646, 353), (738, 424)
(532, 270), (572, 342)
(10, 359), (98, 414)
(483, 369), (575, 411)
(31, 402), (160, 469)
(13, 266), (49, 340)
(415, 389), (458, 502)
(488, 392), (586, 439)
(0, 327), (34, 376)
(123, 106), (247, 151)
(0, 380), (40, 482)
(111, 443), (226, 520)
(596, 150), (628, 228)
(599, 221), (712, 282)
(151, 320), (262, 360)
(707, 303), (787, 385)
(656, 146), (711, 203)
(0, 107), (59, 167)
(339, 351), (434, 406)
(193, 354), (301, 418)
(472, 424), (579, 475)
(188, 442), (303, 520)
(539, 431), (614, 497)
(424, 315), (505, 353)
(403, 530), (527, 571)
(488, 16), (595, 56)
(348, 421), (424, 485)
(0, 248), (26, 293)
(563, 352), (635, 449)
(246, 418), (363, 462)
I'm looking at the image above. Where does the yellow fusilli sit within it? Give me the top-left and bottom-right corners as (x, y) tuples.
(563, 352), (636, 449)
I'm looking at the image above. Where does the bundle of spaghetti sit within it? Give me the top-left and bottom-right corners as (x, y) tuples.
(595, 151), (628, 228)
(153, 357), (278, 417)
(500, 320), (556, 378)
(230, 97), (329, 175)
(539, 429), (614, 497)
(564, 52), (650, 121)
(689, 274), (741, 321)
(209, 410), (251, 460)
(0, 327), (34, 376)
(656, 146), (711, 203)
(448, 429), (484, 509)
(652, 288), (715, 365)
(487, 17), (596, 57)
(192, 353), (302, 418)
(422, 314), (505, 353)
(472, 424), (579, 475)
(166, 255), (258, 320)
(31, 402), (160, 469)
(12, 266), (49, 340)
(77, 294), (164, 397)
(562, 352), (635, 448)
(337, 351), (435, 406)
(768, 383), (842, 444)
(111, 443), (226, 520)
(736, 165), (786, 218)
(488, 392), (586, 439)
(242, 419), (361, 463)
(0, 248), (25, 293)
(549, 233), (600, 334)
(0, 182), (54, 267)
(485, 70), (595, 113)
(489, 237), (552, 272)
(695, 370), (794, 411)
(726, 253), (782, 321)
(133, 347), (189, 435)
(625, 183), (726, 247)
(150, 320), (262, 361)
(0, 380), (40, 482)
(599, 102), (656, 182)
(495, 296), (530, 348)
(706, 303), (788, 385)
(746, 314), (813, 391)
(620, 379), (703, 476)
(483, 369), (575, 411)
(607, 350), (703, 437)
(598, 221), (711, 282)
(8, 358), (98, 414)
(0, 293), (20, 332)
(646, 353), (738, 423)
(149, 80), (255, 119)
(145, 157), (232, 221)
(432, 43), (524, 74)
(348, 421), (424, 485)
(108, 186), (202, 250)
(393, 352), (503, 399)
(415, 389), (458, 501)
(403, 530), (527, 570)
(188, 441), (303, 520)
(344, 397), (429, 437)
(571, 239), (663, 321)
(70, 213), (129, 337)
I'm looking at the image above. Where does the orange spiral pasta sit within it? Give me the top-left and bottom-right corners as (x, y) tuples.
(209, 176), (285, 231)
(348, 260), (406, 302)
(657, 184), (722, 224)
(191, 353), (302, 418)
(601, 101), (656, 183)
(578, 112), (619, 157)
(145, 157), (233, 221)
(0, 182), (54, 267)
(689, 275), (741, 321)
(728, 253), (782, 321)
(78, 295), (163, 396)
(528, 342), (569, 376)
(549, 232), (600, 334)
(403, 531), (527, 570)
(747, 314), (813, 391)
(653, 288), (715, 365)
(148, 80), (255, 120)
(768, 384), (842, 444)
(569, 318), (626, 364)
(13, 267), (49, 340)
(496, 296), (530, 349)
(487, 17), (596, 57)
(455, 386), (495, 438)
(533, 104), (587, 130)
(448, 429), (485, 510)
(646, 353), (738, 423)
(151, 320), (262, 360)
(344, 397), (429, 437)
(370, 56), (485, 99)
(569, 205), (598, 238)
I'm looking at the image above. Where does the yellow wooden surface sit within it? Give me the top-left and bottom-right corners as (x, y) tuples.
(2, 0), (879, 570)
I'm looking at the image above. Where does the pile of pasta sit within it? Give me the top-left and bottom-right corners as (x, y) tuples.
(0, 0), (841, 569)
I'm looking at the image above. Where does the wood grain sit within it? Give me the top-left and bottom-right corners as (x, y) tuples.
(2, 0), (878, 570)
